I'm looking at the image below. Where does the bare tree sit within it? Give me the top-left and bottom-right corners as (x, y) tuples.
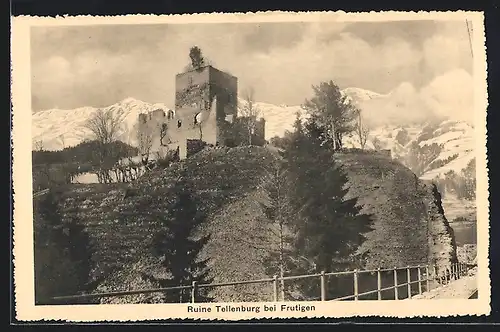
(137, 121), (154, 166)
(159, 123), (168, 146)
(239, 87), (262, 145)
(83, 108), (125, 183)
(84, 108), (125, 146)
(355, 109), (370, 149)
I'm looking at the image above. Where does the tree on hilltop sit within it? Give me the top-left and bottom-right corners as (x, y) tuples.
(354, 108), (370, 149)
(83, 108), (127, 183)
(302, 80), (358, 150)
(189, 46), (206, 71)
(149, 174), (213, 303)
(239, 87), (262, 146)
(281, 117), (373, 300)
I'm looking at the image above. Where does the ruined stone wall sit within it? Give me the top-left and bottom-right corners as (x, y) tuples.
(175, 66), (238, 145)
(136, 66), (240, 159)
(423, 182), (458, 273)
(230, 117), (266, 146)
(175, 67), (212, 110)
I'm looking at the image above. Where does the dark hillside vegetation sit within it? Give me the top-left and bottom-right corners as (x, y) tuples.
(36, 142), (458, 303)
(33, 188), (95, 304)
(32, 140), (138, 166)
(51, 146), (278, 302)
(32, 140), (138, 190)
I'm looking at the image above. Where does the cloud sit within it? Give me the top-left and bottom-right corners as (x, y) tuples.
(355, 69), (474, 127)
(31, 20), (473, 123)
(420, 69), (474, 123)
(422, 29), (472, 78)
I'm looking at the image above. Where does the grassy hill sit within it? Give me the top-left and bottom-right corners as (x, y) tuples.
(334, 150), (456, 270)
(47, 146), (457, 303)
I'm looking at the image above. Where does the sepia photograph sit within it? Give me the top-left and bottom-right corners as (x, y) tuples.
(12, 11), (489, 321)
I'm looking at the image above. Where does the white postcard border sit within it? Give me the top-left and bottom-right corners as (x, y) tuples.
(11, 10), (491, 321)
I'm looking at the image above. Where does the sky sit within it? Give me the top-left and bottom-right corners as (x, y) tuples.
(31, 19), (474, 120)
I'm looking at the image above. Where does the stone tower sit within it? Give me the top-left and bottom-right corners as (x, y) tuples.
(174, 65), (238, 146)
(136, 65), (241, 160)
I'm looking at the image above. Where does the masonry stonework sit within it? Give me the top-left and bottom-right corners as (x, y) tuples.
(138, 65), (265, 160)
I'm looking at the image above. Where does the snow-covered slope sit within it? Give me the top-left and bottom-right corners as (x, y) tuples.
(33, 87), (477, 221)
(31, 88), (475, 181)
(417, 121), (475, 180)
(32, 98), (171, 151)
(356, 120), (475, 181)
(31, 87), (390, 151)
(238, 98), (304, 139)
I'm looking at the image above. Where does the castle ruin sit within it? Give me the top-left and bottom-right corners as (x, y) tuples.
(138, 65), (265, 160)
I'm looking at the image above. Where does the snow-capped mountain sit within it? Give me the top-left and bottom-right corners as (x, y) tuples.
(32, 98), (172, 151)
(32, 87), (475, 182)
(342, 87), (387, 102)
(32, 87), (477, 220)
(357, 120), (475, 181)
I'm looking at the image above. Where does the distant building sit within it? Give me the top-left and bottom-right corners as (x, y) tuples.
(138, 65), (265, 160)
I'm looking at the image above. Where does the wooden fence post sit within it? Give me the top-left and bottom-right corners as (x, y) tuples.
(433, 264), (438, 287)
(353, 270), (359, 301)
(377, 268), (382, 300)
(393, 267), (399, 300)
(425, 265), (430, 293)
(273, 275), (278, 302)
(417, 266), (422, 295)
(320, 271), (326, 301)
(191, 281), (197, 303)
(406, 266), (411, 299)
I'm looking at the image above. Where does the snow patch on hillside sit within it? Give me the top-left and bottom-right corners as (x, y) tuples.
(32, 98), (171, 151)
(32, 87), (476, 181)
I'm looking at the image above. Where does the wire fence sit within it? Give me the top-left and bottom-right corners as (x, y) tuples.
(51, 262), (473, 304)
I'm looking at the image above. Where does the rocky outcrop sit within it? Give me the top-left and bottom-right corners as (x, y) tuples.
(422, 182), (458, 273)
(335, 150), (457, 270)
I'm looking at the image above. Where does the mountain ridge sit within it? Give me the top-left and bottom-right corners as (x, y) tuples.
(32, 87), (475, 182)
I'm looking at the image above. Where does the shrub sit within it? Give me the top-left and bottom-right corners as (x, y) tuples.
(33, 190), (95, 304)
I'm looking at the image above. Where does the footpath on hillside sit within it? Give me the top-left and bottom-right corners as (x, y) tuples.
(409, 267), (478, 300)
